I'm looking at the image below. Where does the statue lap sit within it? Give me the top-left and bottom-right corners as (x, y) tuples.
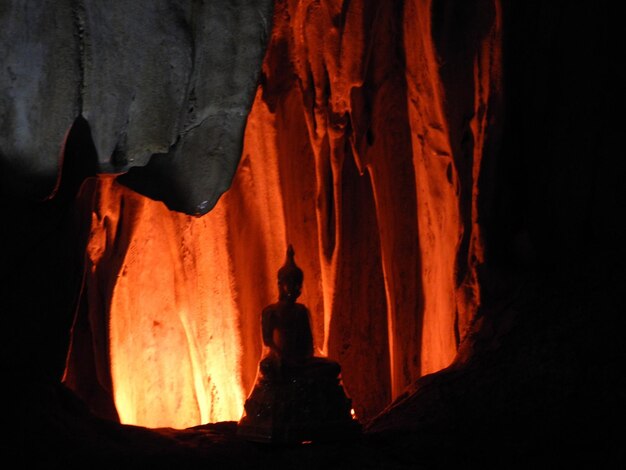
(259, 355), (341, 381)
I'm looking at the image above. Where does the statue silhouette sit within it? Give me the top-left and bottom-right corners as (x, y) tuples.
(237, 245), (360, 444)
(259, 245), (340, 379)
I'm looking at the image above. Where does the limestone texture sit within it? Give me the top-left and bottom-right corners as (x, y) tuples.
(1, 0), (274, 214)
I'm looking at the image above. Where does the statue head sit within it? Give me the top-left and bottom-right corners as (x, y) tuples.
(277, 244), (303, 302)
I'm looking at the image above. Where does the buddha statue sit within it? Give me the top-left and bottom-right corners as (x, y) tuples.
(259, 245), (340, 380)
(237, 245), (360, 444)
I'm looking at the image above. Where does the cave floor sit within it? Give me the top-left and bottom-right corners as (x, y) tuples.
(20, 415), (620, 470)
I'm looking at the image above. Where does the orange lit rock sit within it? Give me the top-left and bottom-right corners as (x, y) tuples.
(4, 1), (623, 465)
(64, 0), (503, 428)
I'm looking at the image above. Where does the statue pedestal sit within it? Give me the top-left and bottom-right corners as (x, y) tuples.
(237, 371), (361, 444)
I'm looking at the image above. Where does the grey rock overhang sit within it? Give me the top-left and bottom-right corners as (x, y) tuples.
(0, 0), (274, 215)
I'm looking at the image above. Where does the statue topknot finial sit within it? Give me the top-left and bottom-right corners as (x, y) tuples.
(278, 244), (303, 285)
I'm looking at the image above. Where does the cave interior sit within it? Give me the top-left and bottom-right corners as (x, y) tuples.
(1, 1), (624, 468)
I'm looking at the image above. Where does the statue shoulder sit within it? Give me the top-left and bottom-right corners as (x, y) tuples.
(294, 303), (310, 314)
(262, 303), (279, 317)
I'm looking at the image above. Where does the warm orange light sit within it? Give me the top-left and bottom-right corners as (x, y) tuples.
(87, 178), (245, 428)
(107, 200), (247, 428)
(66, 0), (501, 428)
(88, 91), (301, 428)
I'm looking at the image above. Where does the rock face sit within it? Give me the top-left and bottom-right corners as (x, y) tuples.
(0, 1), (80, 199)
(59, 0), (502, 427)
(1, 0), (624, 467)
(1, 0), (274, 214)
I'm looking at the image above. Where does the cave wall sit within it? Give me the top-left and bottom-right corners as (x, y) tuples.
(367, 1), (625, 466)
(58, 0), (503, 427)
(2, 0), (624, 465)
(1, 0), (274, 214)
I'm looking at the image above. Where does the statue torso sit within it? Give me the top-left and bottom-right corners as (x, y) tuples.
(262, 301), (313, 365)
